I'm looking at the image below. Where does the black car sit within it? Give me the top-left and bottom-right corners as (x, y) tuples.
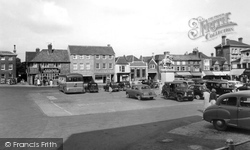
(103, 82), (120, 92)
(117, 81), (131, 91)
(84, 82), (99, 93)
(188, 84), (208, 100)
(205, 80), (235, 96)
(236, 83), (250, 91)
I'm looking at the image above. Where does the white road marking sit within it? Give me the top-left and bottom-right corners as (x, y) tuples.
(50, 100), (73, 115)
(47, 96), (57, 100)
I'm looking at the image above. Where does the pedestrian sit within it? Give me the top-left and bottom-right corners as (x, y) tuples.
(209, 88), (217, 105)
(203, 88), (210, 112)
(49, 79), (53, 88)
(37, 78), (41, 86)
(43, 78), (46, 86)
(109, 83), (113, 94)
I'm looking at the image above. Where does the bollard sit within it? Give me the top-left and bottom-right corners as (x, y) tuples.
(226, 139), (235, 150)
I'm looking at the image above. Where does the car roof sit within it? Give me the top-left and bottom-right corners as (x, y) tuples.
(219, 91), (250, 98)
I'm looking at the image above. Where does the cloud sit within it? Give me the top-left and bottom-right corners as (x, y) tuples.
(0, 0), (72, 34)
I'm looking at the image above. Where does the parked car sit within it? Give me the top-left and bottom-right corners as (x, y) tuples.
(117, 81), (131, 91)
(236, 83), (250, 91)
(203, 91), (250, 131)
(126, 84), (157, 100)
(84, 82), (99, 93)
(205, 80), (235, 96)
(161, 80), (194, 102)
(103, 82), (120, 92)
(228, 80), (243, 88)
(188, 84), (208, 100)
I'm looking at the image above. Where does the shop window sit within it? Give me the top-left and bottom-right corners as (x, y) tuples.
(137, 69), (140, 78)
(1, 56), (5, 60)
(9, 73), (13, 78)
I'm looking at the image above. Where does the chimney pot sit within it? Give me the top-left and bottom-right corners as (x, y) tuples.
(13, 45), (16, 53)
(107, 44), (110, 47)
(222, 36), (226, 45)
(211, 53), (214, 57)
(48, 43), (52, 53)
(36, 48), (40, 53)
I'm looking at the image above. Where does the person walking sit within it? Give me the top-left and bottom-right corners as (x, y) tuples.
(37, 78), (41, 86)
(203, 88), (210, 112)
(49, 79), (53, 88)
(109, 83), (113, 94)
(209, 88), (217, 105)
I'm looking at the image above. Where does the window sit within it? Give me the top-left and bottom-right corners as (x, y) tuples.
(137, 69), (140, 77)
(73, 55), (77, 59)
(102, 55), (106, 59)
(86, 63), (90, 70)
(181, 66), (185, 71)
(1, 56), (5, 60)
(182, 61), (186, 65)
(109, 55), (113, 59)
(8, 64), (13, 70)
(9, 57), (13, 61)
(96, 63), (100, 69)
(96, 55), (100, 59)
(86, 55), (90, 59)
(73, 63), (78, 70)
(240, 97), (250, 107)
(80, 63), (84, 70)
(109, 63), (113, 69)
(1, 64), (5, 70)
(150, 64), (155, 69)
(119, 66), (125, 72)
(79, 55), (84, 59)
(176, 61), (180, 65)
(1, 74), (5, 78)
(220, 97), (237, 106)
(142, 69), (146, 77)
(9, 73), (13, 78)
(103, 63), (106, 69)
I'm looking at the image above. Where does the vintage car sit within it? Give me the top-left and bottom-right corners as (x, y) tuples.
(188, 84), (208, 100)
(117, 81), (131, 91)
(161, 80), (194, 102)
(236, 83), (250, 91)
(126, 84), (157, 100)
(103, 82), (120, 92)
(205, 80), (235, 96)
(203, 91), (250, 131)
(150, 81), (159, 89)
(84, 82), (99, 93)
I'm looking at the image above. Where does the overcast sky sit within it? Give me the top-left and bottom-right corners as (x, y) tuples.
(1, 0), (250, 62)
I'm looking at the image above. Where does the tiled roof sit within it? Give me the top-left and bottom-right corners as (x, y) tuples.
(142, 56), (153, 63)
(125, 55), (140, 62)
(0, 51), (17, 56)
(116, 56), (128, 65)
(241, 48), (250, 52)
(215, 40), (250, 48)
(173, 55), (201, 61)
(30, 49), (70, 62)
(25, 52), (37, 62)
(210, 57), (227, 65)
(130, 61), (147, 66)
(68, 45), (115, 55)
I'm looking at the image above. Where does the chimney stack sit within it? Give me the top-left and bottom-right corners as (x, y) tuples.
(152, 52), (155, 60)
(107, 44), (110, 47)
(211, 53), (214, 57)
(48, 43), (52, 53)
(36, 48), (40, 53)
(222, 36), (226, 45)
(13, 45), (16, 53)
(238, 37), (243, 43)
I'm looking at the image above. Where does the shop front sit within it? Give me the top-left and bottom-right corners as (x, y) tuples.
(174, 72), (192, 79)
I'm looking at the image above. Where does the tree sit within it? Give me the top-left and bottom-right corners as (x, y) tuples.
(16, 58), (26, 81)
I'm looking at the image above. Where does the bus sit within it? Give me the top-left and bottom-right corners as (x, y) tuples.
(58, 73), (85, 94)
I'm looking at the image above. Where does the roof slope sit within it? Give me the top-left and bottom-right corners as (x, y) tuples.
(125, 55), (140, 62)
(0, 51), (17, 56)
(26, 52), (37, 62)
(68, 45), (115, 55)
(116, 56), (128, 65)
(215, 40), (250, 48)
(30, 49), (70, 62)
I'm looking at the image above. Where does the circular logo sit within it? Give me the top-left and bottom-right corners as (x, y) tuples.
(5, 142), (11, 147)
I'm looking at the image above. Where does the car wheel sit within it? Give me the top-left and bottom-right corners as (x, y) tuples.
(137, 95), (142, 100)
(213, 119), (227, 131)
(126, 93), (130, 98)
(176, 94), (183, 102)
(195, 95), (200, 100)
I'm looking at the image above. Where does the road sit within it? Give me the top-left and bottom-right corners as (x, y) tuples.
(0, 86), (249, 150)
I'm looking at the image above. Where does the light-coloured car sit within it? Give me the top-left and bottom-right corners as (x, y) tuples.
(228, 80), (243, 88)
(203, 91), (250, 131)
(126, 84), (157, 100)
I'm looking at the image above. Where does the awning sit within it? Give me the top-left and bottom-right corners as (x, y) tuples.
(222, 71), (230, 76)
(213, 71), (224, 76)
(229, 69), (245, 76)
(190, 72), (202, 76)
(202, 71), (214, 76)
(175, 72), (191, 76)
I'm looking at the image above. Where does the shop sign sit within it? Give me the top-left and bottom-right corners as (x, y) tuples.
(42, 68), (60, 73)
(241, 58), (250, 63)
(188, 12), (237, 41)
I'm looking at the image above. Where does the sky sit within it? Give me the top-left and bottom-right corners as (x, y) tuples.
(1, 0), (250, 62)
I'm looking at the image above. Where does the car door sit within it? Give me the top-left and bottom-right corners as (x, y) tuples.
(218, 96), (238, 126)
(238, 97), (250, 129)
